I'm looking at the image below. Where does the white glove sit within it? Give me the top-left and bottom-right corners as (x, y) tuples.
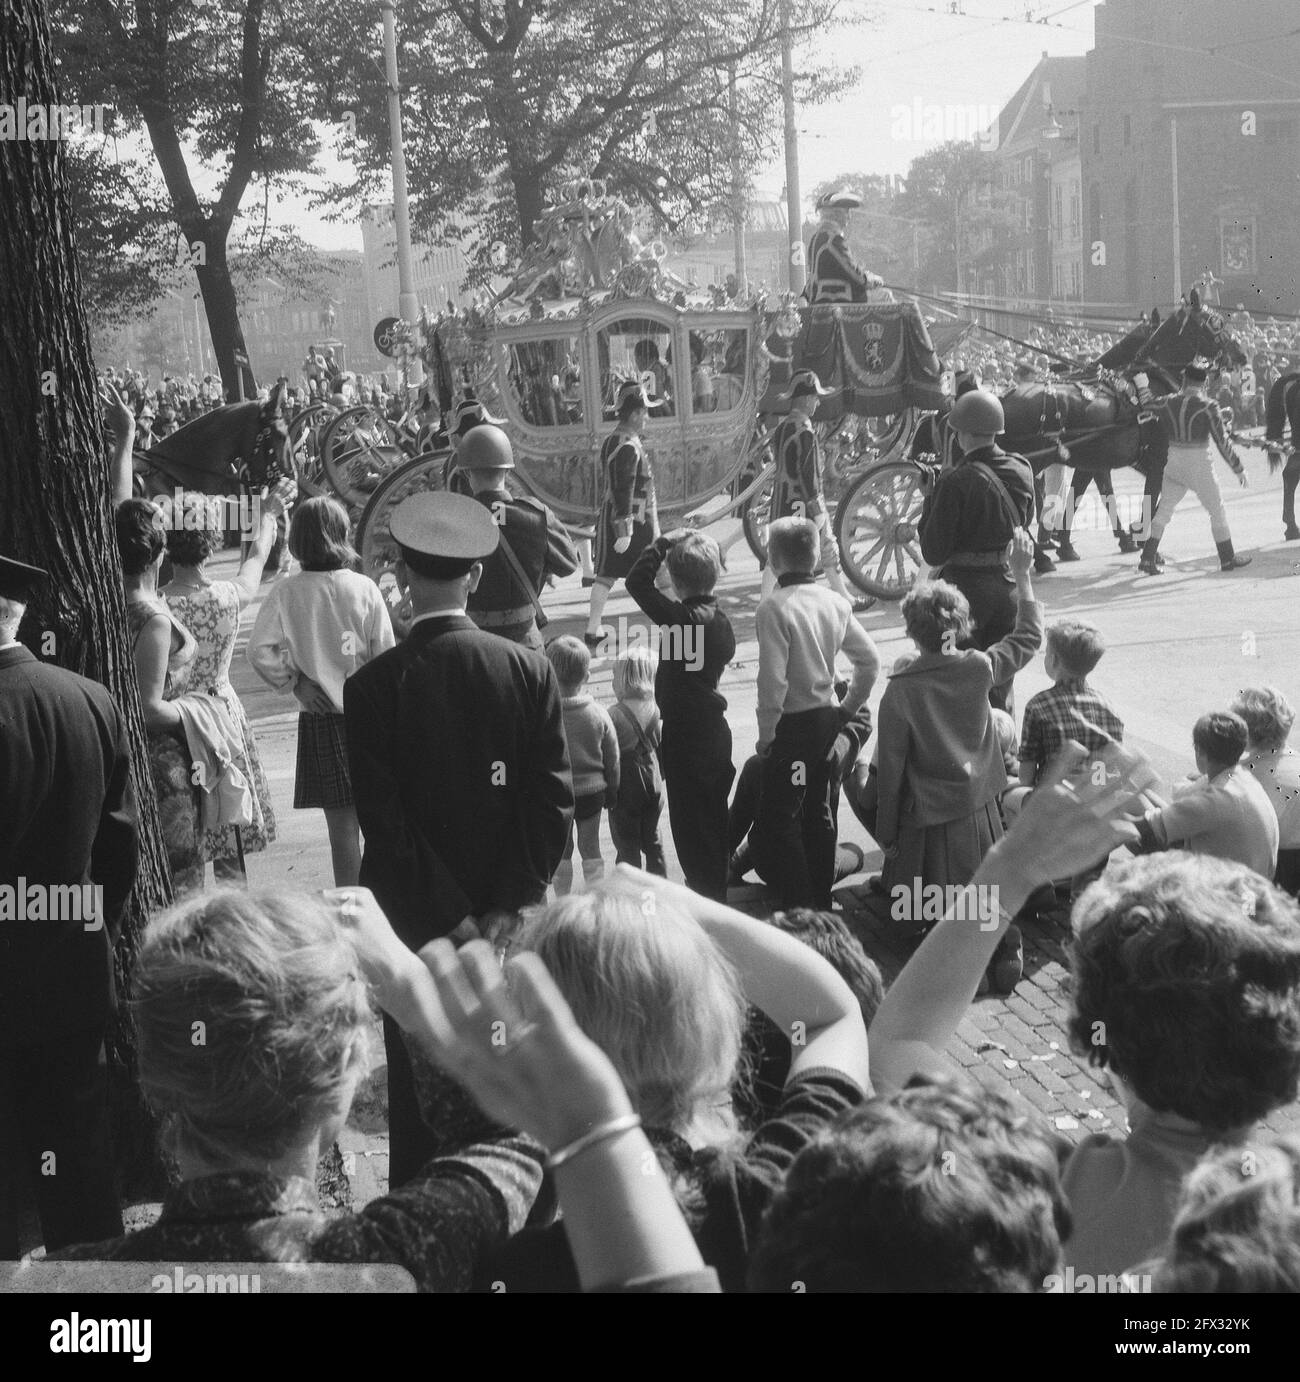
(613, 535), (632, 554)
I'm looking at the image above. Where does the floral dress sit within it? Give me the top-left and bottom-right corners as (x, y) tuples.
(166, 579), (277, 861)
(125, 595), (204, 894)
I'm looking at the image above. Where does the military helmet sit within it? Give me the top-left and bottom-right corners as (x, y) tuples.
(458, 424), (515, 470)
(949, 389), (1005, 436)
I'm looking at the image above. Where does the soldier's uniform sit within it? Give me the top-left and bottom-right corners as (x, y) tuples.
(1141, 367), (1251, 572)
(468, 487), (579, 651)
(806, 189), (882, 306)
(919, 390), (1036, 709)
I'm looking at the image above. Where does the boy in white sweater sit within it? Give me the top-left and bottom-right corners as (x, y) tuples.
(754, 518), (880, 908)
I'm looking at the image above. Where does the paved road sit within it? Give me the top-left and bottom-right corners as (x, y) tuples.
(222, 440), (1300, 1199)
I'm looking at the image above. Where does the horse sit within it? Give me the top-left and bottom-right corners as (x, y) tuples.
(1264, 371), (1300, 538)
(132, 382), (295, 565)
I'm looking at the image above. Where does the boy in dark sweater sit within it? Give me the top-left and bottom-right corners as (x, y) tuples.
(626, 530), (736, 899)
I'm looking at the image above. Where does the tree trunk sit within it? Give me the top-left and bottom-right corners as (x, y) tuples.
(512, 169), (546, 250)
(193, 228), (257, 401)
(1, 0), (171, 1195)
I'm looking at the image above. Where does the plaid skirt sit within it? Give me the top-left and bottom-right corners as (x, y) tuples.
(294, 712), (353, 809)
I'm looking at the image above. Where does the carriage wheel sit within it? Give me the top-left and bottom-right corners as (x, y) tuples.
(287, 403), (333, 496)
(834, 460), (926, 601)
(742, 472), (773, 564)
(355, 451), (453, 614)
(319, 406), (409, 506)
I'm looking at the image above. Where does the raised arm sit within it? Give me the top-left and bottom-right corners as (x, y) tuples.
(101, 381), (137, 507)
(985, 535), (1043, 688)
(332, 895), (713, 1293)
(608, 866), (870, 1091)
(228, 484), (291, 608)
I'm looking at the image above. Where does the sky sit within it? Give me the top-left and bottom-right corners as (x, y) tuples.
(275, 0), (1104, 251)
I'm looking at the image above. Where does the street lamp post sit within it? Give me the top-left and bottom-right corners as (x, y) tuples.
(779, 0), (804, 296)
(1170, 114), (1182, 303)
(380, 0), (423, 385)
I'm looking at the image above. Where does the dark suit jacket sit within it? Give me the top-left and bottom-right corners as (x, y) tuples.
(344, 615), (573, 948)
(0, 646), (139, 1047)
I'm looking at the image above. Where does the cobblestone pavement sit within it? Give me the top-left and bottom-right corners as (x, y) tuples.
(114, 447), (1300, 1214)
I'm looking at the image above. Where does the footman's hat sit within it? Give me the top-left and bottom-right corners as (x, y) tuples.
(816, 188), (862, 211)
(0, 553), (48, 602)
(777, 369), (837, 403)
(390, 492), (499, 563)
(451, 394), (505, 432)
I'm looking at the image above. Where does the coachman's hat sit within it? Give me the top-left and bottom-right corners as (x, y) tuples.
(816, 187), (862, 212)
(390, 492), (499, 564)
(451, 395), (505, 433)
(777, 369), (837, 404)
(949, 389), (1005, 435)
(0, 553), (48, 602)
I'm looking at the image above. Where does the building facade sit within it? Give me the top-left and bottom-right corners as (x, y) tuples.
(1080, 0), (1300, 314)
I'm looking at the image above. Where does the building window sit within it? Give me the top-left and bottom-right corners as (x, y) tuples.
(1053, 184), (1063, 234)
(1070, 261), (1080, 298)
(1069, 181), (1080, 235)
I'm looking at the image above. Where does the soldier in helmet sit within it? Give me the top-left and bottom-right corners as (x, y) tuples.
(444, 395), (506, 496)
(806, 189), (883, 305)
(918, 388), (1036, 710)
(461, 425), (580, 650)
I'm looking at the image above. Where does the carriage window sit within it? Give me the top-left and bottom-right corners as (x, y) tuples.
(597, 317), (675, 417)
(687, 327), (748, 415)
(504, 336), (583, 426)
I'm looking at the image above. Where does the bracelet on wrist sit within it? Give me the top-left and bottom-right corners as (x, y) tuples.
(545, 1113), (642, 1172)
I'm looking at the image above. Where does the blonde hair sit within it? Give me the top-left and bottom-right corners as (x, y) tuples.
(515, 887), (745, 1139)
(613, 646), (657, 701)
(1231, 686), (1296, 753)
(132, 888), (371, 1164)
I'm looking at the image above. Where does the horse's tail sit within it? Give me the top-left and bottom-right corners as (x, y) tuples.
(1264, 374), (1297, 443)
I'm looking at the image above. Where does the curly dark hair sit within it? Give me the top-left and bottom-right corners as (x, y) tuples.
(1068, 853), (1300, 1131)
(901, 579), (972, 654)
(748, 1077), (1070, 1293)
(114, 499), (165, 576)
(164, 495), (224, 569)
(767, 909), (884, 1028)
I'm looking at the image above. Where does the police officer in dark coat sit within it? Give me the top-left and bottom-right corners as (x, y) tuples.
(917, 390), (1035, 710)
(462, 426), (580, 650)
(343, 493), (573, 1185)
(0, 554), (139, 1259)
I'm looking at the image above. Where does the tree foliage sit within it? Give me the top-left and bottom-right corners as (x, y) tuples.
(310, 0), (867, 283)
(51, 0), (328, 393)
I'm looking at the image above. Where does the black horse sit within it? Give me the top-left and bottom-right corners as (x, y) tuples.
(1264, 371), (1300, 539)
(133, 383), (296, 563)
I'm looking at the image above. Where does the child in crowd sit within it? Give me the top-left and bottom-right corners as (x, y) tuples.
(1002, 619), (1122, 917)
(546, 635), (619, 893)
(247, 496), (394, 885)
(1134, 711), (1279, 877)
(754, 517), (880, 910)
(1004, 620), (1124, 820)
(626, 530), (736, 900)
(607, 647), (666, 875)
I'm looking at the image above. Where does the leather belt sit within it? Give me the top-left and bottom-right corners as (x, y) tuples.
(471, 605), (534, 628)
(942, 550), (1008, 568)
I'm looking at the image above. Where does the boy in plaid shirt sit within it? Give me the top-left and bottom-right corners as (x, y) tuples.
(1003, 620), (1124, 822)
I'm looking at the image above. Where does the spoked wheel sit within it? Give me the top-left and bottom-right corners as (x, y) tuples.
(834, 460), (926, 601)
(319, 406), (410, 506)
(287, 403), (334, 497)
(354, 451), (453, 620)
(742, 471), (773, 564)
